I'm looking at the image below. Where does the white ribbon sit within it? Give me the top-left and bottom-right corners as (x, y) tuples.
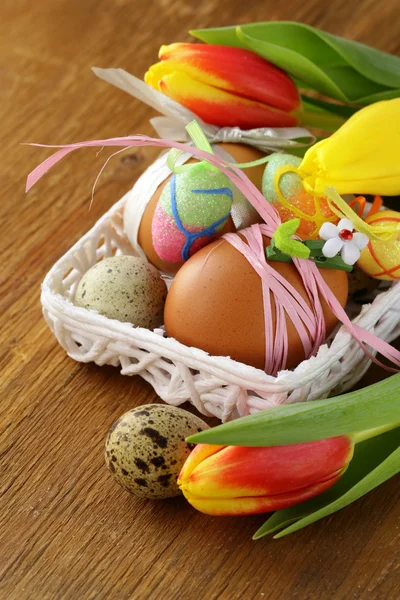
(92, 67), (315, 152)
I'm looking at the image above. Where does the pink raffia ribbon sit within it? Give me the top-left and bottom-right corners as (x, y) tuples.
(25, 136), (280, 231)
(25, 135), (400, 374)
(224, 226), (326, 374)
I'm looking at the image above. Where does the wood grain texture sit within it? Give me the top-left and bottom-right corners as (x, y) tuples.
(0, 0), (399, 598)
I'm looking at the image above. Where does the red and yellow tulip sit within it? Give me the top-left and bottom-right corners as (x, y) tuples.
(178, 437), (354, 516)
(145, 43), (301, 129)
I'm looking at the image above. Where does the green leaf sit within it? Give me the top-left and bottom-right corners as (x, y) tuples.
(191, 26), (246, 49)
(347, 88), (400, 104)
(236, 27), (351, 103)
(328, 31), (400, 88)
(191, 22), (400, 104)
(274, 219), (310, 259)
(301, 95), (358, 119)
(253, 427), (400, 539)
(187, 374), (400, 447)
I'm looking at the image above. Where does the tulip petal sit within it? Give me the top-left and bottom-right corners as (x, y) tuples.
(184, 472), (344, 516)
(178, 443), (224, 484)
(156, 71), (298, 129)
(301, 99), (400, 195)
(180, 438), (353, 500)
(157, 43), (300, 112)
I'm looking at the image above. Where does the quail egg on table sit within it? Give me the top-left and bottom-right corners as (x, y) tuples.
(105, 404), (209, 499)
(74, 255), (167, 328)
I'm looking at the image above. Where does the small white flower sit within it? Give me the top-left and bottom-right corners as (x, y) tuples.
(319, 218), (369, 266)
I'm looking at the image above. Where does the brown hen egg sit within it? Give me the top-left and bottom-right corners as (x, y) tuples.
(164, 235), (349, 372)
(137, 143), (266, 275)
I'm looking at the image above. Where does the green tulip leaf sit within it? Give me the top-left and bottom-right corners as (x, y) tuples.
(347, 88), (400, 104)
(301, 96), (358, 119)
(187, 374), (400, 447)
(253, 427), (400, 539)
(236, 28), (352, 103)
(191, 22), (400, 104)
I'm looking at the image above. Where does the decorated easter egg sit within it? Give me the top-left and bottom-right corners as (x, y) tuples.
(132, 143), (265, 275)
(357, 210), (400, 280)
(105, 404), (209, 499)
(164, 233), (348, 372)
(152, 162), (235, 264)
(74, 256), (167, 328)
(262, 152), (338, 239)
(137, 174), (235, 275)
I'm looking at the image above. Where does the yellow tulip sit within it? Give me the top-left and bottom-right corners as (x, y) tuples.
(299, 99), (400, 196)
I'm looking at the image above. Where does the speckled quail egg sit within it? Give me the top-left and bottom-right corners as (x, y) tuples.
(105, 404), (209, 499)
(74, 255), (167, 328)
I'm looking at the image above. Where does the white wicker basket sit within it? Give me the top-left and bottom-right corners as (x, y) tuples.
(41, 187), (400, 422)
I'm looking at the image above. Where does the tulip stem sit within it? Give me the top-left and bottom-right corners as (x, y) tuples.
(353, 421), (400, 444)
(300, 107), (346, 133)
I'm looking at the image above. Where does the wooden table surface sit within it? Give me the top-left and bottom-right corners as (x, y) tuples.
(1, 0), (399, 598)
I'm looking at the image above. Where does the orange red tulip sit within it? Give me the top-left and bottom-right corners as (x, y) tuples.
(145, 43), (301, 129)
(178, 437), (354, 516)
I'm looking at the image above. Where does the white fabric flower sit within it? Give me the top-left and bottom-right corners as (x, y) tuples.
(319, 218), (369, 266)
